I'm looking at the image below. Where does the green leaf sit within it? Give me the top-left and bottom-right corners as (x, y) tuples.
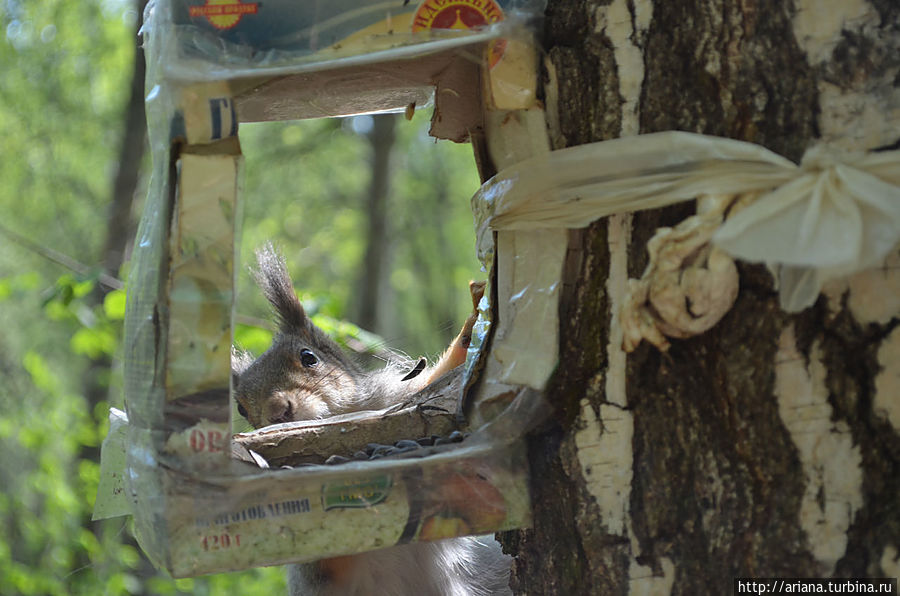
(234, 324), (273, 355)
(22, 350), (61, 395)
(72, 279), (94, 298)
(70, 326), (117, 359)
(103, 288), (127, 320)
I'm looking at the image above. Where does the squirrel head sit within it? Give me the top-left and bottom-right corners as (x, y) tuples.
(232, 244), (363, 428)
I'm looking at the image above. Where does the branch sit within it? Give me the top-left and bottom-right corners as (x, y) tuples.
(0, 222), (124, 291)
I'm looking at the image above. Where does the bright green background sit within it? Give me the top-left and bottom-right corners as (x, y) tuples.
(0, 1), (484, 592)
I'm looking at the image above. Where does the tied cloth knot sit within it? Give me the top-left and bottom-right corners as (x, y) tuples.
(713, 143), (900, 312)
(473, 132), (900, 317)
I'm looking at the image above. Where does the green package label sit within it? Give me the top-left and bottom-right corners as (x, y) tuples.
(322, 475), (393, 510)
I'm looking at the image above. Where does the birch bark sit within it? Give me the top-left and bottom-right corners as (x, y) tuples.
(508, 1), (900, 592)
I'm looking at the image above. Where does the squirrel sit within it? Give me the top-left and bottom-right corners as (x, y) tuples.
(233, 244), (484, 428)
(232, 245), (511, 596)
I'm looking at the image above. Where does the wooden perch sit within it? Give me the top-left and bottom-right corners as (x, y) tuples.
(232, 367), (464, 468)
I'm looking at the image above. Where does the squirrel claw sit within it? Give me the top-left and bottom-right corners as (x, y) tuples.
(400, 357), (427, 381)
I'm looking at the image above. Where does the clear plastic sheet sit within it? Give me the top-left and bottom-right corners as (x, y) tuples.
(117, 408), (531, 576)
(145, 0), (544, 83)
(92, 408), (130, 520)
(472, 131), (900, 312)
(96, 0), (545, 578)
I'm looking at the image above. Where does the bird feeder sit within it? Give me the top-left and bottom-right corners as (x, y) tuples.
(95, 0), (553, 577)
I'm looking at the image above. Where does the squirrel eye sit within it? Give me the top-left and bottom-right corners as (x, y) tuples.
(299, 349), (318, 367)
(237, 403), (248, 418)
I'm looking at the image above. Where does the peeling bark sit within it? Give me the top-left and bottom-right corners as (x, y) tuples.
(510, 0), (900, 592)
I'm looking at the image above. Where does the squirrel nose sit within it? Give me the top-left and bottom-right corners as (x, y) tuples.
(266, 398), (293, 425)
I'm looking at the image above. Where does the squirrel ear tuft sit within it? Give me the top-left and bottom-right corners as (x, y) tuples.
(252, 243), (309, 332)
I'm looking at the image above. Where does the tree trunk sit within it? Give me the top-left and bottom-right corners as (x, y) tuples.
(101, 0), (148, 279)
(82, 0), (147, 456)
(508, 0), (900, 592)
(356, 114), (397, 334)
(82, 1), (150, 590)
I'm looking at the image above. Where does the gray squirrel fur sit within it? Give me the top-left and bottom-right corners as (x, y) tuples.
(233, 245), (513, 595)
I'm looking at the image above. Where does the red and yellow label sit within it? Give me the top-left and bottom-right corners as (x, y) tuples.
(412, 0), (503, 30)
(412, 0), (506, 66)
(189, 0), (259, 30)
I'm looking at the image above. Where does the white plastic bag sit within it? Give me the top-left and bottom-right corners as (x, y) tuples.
(473, 131), (900, 312)
(713, 147), (900, 310)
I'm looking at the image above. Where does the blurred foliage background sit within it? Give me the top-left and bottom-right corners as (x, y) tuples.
(0, 0), (484, 593)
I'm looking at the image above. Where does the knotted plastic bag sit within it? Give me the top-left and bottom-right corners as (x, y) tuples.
(472, 131), (900, 312)
(712, 147), (900, 311)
